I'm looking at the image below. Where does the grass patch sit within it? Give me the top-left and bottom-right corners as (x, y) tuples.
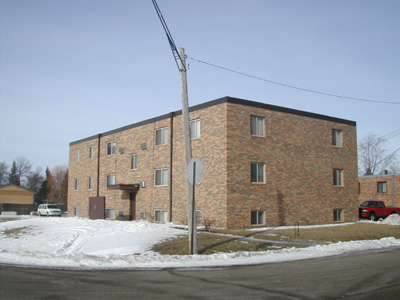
(152, 233), (287, 255)
(0, 218), (18, 223)
(249, 223), (400, 244)
(152, 223), (400, 255)
(2, 227), (29, 238)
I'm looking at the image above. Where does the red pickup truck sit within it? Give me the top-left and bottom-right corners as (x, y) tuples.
(359, 200), (400, 221)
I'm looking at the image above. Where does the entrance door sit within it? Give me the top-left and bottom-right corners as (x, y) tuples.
(129, 193), (136, 220)
(89, 197), (105, 220)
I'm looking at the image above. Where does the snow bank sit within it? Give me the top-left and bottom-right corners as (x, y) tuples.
(379, 214), (400, 225)
(0, 217), (399, 270)
(360, 213), (400, 225)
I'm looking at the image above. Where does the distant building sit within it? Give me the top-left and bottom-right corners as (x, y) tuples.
(0, 184), (34, 205)
(68, 97), (359, 229)
(359, 174), (400, 207)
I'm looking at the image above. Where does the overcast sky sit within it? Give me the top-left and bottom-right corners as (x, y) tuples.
(1, 0), (399, 171)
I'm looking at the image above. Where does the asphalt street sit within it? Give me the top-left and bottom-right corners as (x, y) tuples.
(1, 249), (399, 300)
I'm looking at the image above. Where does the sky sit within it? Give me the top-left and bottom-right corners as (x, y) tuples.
(1, 216), (399, 269)
(1, 0), (399, 172)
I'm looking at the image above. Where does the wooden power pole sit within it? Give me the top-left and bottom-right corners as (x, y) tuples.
(179, 48), (197, 254)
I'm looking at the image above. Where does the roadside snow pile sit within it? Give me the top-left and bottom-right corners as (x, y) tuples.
(360, 214), (400, 225)
(0, 217), (399, 270)
(379, 214), (400, 225)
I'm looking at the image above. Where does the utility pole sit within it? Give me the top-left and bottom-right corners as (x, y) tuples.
(179, 48), (197, 254)
(151, 0), (197, 254)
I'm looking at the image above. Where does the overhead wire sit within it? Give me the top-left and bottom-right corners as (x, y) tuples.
(152, 0), (185, 71)
(375, 147), (400, 166)
(187, 56), (400, 105)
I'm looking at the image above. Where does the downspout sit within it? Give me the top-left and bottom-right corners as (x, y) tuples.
(169, 112), (174, 222)
(392, 174), (395, 207)
(97, 134), (101, 197)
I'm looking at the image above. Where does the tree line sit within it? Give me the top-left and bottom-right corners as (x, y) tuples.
(0, 157), (68, 204)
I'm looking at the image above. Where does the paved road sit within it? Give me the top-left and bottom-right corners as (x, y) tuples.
(1, 249), (399, 300)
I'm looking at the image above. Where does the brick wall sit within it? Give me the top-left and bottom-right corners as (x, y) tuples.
(226, 101), (358, 228)
(359, 175), (400, 207)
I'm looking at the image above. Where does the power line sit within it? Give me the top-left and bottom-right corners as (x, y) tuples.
(152, 0), (184, 71)
(187, 56), (400, 105)
(375, 146), (400, 166)
(365, 129), (400, 144)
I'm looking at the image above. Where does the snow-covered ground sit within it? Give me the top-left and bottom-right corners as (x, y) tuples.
(0, 215), (399, 270)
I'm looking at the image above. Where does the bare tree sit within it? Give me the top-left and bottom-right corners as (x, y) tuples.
(26, 167), (44, 194)
(0, 161), (9, 185)
(15, 157), (32, 186)
(358, 134), (399, 175)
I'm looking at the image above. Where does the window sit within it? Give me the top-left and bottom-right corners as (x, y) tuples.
(251, 116), (264, 137)
(107, 141), (116, 155)
(251, 211), (265, 225)
(154, 210), (168, 223)
(332, 129), (342, 147)
(130, 154), (138, 170)
(75, 149), (80, 162)
(74, 207), (78, 217)
(155, 128), (168, 145)
(74, 179), (79, 191)
(155, 169), (168, 186)
(333, 169), (343, 186)
(333, 209), (343, 222)
(190, 119), (201, 139)
(377, 182), (387, 193)
(89, 146), (95, 159)
(88, 177), (94, 190)
(105, 208), (115, 219)
(251, 163), (265, 183)
(107, 174), (115, 187)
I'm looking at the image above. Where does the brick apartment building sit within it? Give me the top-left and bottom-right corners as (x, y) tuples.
(68, 97), (359, 229)
(359, 174), (400, 207)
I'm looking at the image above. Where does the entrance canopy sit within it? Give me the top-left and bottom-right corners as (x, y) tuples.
(107, 184), (140, 192)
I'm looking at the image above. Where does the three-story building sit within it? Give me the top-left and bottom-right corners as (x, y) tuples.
(68, 97), (358, 229)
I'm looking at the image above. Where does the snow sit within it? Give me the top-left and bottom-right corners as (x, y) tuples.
(0, 215), (399, 270)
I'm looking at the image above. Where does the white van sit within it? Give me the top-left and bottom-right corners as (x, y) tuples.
(37, 204), (62, 217)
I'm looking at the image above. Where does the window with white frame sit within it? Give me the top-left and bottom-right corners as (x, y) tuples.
(130, 154), (138, 170)
(251, 116), (264, 137)
(155, 168), (168, 186)
(75, 149), (80, 162)
(377, 182), (387, 193)
(154, 210), (168, 223)
(88, 177), (94, 190)
(332, 129), (342, 147)
(251, 162), (265, 183)
(74, 179), (79, 191)
(333, 169), (343, 186)
(107, 174), (115, 187)
(107, 141), (116, 155)
(190, 119), (201, 139)
(89, 146), (95, 159)
(105, 208), (115, 219)
(333, 209), (343, 222)
(155, 128), (168, 146)
(251, 211), (265, 225)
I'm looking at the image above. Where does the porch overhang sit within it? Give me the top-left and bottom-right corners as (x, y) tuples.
(107, 184), (140, 192)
